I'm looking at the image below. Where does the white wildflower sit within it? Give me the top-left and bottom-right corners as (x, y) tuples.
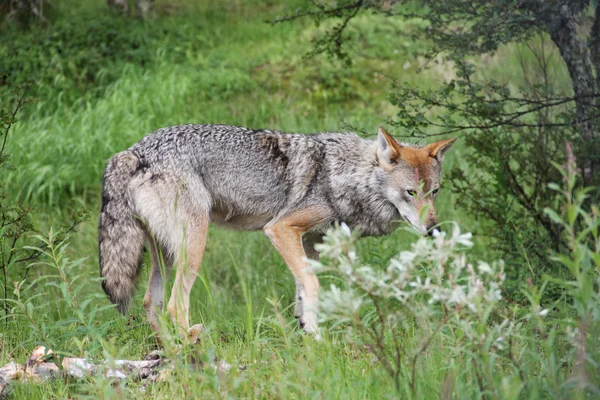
(493, 336), (505, 350)
(398, 250), (417, 264)
(452, 223), (473, 247)
(339, 260), (353, 275)
(433, 229), (447, 249)
(477, 261), (493, 275)
(448, 285), (467, 306)
(319, 285), (364, 324)
(315, 223), (508, 355)
(411, 236), (432, 257)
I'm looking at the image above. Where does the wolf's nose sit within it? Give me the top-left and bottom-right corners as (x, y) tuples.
(427, 227), (439, 237)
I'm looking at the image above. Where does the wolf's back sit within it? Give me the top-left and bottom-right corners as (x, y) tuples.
(98, 151), (145, 314)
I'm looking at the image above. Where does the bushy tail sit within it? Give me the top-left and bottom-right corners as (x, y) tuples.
(98, 151), (145, 314)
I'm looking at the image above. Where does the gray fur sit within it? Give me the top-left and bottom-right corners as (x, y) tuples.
(99, 124), (435, 316)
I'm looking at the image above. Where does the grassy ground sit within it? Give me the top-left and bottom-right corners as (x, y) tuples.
(0, 1), (571, 398)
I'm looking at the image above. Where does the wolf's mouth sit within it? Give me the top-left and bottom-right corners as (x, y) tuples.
(396, 209), (426, 235)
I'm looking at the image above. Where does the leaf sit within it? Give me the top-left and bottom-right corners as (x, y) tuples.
(543, 208), (565, 226)
(547, 183), (561, 192)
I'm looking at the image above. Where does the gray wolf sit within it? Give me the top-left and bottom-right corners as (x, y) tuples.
(98, 124), (455, 342)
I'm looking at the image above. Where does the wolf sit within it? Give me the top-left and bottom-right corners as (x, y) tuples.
(98, 124), (455, 342)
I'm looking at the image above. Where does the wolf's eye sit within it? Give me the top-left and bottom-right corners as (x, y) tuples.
(432, 188), (440, 195)
(407, 189), (417, 197)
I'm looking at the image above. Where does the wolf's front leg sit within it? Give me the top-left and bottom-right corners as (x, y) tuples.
(299, 272), (320, 335)
(299, 233), (323, 330)
(264, 208), (330, 337)
(294, 280), (304, 322)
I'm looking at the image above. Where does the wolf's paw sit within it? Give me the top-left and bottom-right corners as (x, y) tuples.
(294, 305), (304, 328)
(299, 311), (320, 339)
(187, 323), (204, 344)
(294, 304), (303, 321)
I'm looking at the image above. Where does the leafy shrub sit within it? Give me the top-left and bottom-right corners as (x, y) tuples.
(392, 39), (580, 301)
(315, 150), (600, 398)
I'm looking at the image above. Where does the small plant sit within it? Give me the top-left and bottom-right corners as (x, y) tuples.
(314, 223), (507, 395)
(9, 229), (114, 357)
(0, 82), (36, 320)
(542, 143), (600, 395)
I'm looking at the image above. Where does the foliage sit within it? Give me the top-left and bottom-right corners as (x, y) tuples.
(315, 152), (600, 397)
(5, 230), (134, 398)
(1, 0), (598, 397)
(315, 222), (499, 394)
(423, 39), (578, 298)
(276, 0), (600, 299)
(0, 84), (86, 324)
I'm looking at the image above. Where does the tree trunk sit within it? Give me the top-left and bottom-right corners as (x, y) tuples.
(590, 6), (600, 90)
(106, 0), (128, 13)
(7, 0), (46, 23)
(546, 5), (600, 185)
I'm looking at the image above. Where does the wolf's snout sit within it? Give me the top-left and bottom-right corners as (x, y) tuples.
(426, 223), (439, 237)
(426, 228), (439, 237)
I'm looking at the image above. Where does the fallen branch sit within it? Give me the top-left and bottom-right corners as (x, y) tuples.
(0, 345), (231, 396)
(0, 341), (242, 396)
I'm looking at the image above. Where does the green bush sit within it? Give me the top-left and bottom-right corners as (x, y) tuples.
(315, 150), (600, 397)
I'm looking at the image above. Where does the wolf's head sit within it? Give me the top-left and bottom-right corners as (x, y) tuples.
(376, 127), (456, 236)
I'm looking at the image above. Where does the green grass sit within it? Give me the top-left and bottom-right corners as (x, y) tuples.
(0, 0), (579, 398)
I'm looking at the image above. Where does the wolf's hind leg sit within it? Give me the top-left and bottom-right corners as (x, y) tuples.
(143, 237), (172, 334)
(166, 212), (209, 343)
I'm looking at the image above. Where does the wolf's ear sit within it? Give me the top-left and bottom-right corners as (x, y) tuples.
(377, 126), (402, 166)
(426, 138), (457, 163)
